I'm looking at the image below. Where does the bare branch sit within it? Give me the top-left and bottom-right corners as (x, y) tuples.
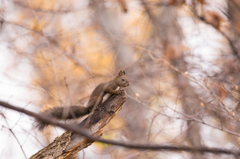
(0, 97), (240, 157)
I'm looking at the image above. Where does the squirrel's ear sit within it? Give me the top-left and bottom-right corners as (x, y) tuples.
(117, 70), (124, 77)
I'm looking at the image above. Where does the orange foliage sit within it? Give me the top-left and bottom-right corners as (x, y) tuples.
(117, 0), (128, 13)
(164, 45), (182, 60)
(169, 0), (185, 5)
(204, 11), (223, 29)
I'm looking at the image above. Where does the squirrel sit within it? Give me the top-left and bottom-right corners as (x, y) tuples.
(36, 70), (129, 130)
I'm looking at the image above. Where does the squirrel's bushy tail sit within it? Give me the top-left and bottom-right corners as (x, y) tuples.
(35, 106), (90, 131)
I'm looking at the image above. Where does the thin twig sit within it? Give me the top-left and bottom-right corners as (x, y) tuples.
(2, 115), (27, 159)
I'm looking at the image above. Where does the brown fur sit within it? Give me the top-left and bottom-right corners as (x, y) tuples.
(36, 70), (129, 130)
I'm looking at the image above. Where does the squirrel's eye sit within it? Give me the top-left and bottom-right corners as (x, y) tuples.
(122, 79), (125, 81)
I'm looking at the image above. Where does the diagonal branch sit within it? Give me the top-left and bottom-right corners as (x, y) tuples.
(189, 5), (239, 59)
(31, 90), (127, 158)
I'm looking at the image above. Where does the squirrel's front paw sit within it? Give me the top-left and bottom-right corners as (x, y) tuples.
(115, 90), (122, 94)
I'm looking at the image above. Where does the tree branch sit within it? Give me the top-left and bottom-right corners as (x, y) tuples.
(0, 92), (239, 157)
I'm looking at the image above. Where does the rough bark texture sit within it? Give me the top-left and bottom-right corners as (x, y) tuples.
(30, 90), (127, 159)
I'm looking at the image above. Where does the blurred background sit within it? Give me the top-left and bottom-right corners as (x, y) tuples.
(0, 0), (240, 158)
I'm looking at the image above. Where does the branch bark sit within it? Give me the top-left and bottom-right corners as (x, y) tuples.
(30, 90), (127, 159)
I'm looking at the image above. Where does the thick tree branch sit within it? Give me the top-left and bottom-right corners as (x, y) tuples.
(31, 90), (127, 158)
(0, 92), (240, 157)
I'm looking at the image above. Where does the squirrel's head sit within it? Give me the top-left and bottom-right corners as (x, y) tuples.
(115, 70), (129, 87)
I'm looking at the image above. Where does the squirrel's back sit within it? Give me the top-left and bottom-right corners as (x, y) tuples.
(35, 70), (129, 131)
